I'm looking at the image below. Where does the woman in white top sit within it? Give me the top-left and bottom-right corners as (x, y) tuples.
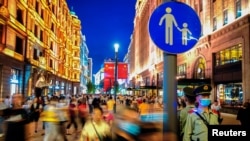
(35, 71), (46, 97)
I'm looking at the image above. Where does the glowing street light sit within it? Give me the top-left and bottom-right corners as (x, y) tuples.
(114, 43), (119, 113)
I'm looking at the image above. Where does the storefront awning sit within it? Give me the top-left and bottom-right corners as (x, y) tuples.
(177, 78), (211, 86)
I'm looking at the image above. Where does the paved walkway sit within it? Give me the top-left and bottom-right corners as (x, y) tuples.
(0, 104), (240, 141)
(220, 112), (239, 125)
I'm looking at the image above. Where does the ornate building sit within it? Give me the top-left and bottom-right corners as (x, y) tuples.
(0, 0), (82, 98)
(128, 0), (250, 108)
(79, 33), (91, 94)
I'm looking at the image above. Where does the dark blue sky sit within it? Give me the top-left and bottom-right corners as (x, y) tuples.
(66, 0), (137, 74)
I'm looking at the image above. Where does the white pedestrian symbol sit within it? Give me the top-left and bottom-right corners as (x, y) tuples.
(159, 7), (178, 45)
(159, 7), (192, 46)
(177, 23), (192, 45)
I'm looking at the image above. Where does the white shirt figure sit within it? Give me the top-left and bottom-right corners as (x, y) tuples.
(35, 73), (46, 88)
(159, 7), (179, 45)
(178, 22), (192, 45)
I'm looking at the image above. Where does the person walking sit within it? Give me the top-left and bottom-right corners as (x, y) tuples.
(78, 100), (88, 129)
(0, 98), (7, 137)
(107, 96), (115, 113)
(29, 96), (43, 133)
(179, 87), (196, 140)
(183, 85), (219, 141)
(138, 99), (150, 122)
(40, 96), (68, 141)
(66, 98), (78, 135)
(4, 94), (30, 141)
(87, 95), (93, 114)
(79, 106), (111, 141)
(236, 102), (250, 129)
(211, 100), (223, 124)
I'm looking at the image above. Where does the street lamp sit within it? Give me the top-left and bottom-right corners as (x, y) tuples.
(114, 43), (119, 113)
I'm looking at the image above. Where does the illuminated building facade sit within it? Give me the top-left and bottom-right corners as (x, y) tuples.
(129, 0), (250, 107)
(0, 0), (82, 97)
(79, 34), (91, 94)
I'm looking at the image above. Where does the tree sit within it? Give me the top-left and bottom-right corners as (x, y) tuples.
(86, 81), (95, 93)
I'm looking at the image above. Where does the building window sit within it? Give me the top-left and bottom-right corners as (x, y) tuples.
(215, 43), (242, 66)
(199, 0), (203, 12)
(217, 83), (243, 106)
(50, 59), (53, 68)
(194, 57), (205, 79)
(213, 17), (217, 31)
(223, 9), (228, 25)
(10, 69), (20, 96)
(34, 24), (38, 37)
(16, 8), (23, 24)
(15, 36), (23, 54)
(50, 42), (53, 51)
(235, 0), (241, 18)
(51, 23), (55, 33)
(41, 9), (44, 20)
(0, 0), (3, 7)
(35, 0), (39, 13)
(0, 24), (3, 44)
(40, 30), (43, 42)
(177, 63), (186, 78)
(33, 48), (38, 60)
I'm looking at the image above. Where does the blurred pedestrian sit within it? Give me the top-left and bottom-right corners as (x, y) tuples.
(113, 106), (141, 141)
(66, 98), (78, 135)
(79, 106), (111, 141)
(87, 95), (93, 113)
(236, 102), (250, 129)
(131, 97), (139, 112)
(138, 99), (150, 122)
(101, 103), (114, 126)
(30, 96), (43, 133)
(4, 96), (11, 108)
(78, 100), (88, 129)
(107, 96), (115, 113)
(211, 100), (223, 124)
(0, 98), (7, 137)
(92, 96), (101, 108)
(183, 85), (219, 141)
(40, 96), (68, 141)
(3, 94), (30, 141)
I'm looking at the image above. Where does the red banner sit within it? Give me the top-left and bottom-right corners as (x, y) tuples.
(104, 62), (115, 79)
(118, 63), (128, 79)
(103, 62), (128, 91)
(103, 78), (114, 91)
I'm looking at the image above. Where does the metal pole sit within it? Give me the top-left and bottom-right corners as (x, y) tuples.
(161, 0), (178, 141)
(114, 51), (118, 113)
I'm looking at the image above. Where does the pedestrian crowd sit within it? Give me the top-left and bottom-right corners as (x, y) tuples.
(0, 93), (164, 141)
(0, 85), (248, 141)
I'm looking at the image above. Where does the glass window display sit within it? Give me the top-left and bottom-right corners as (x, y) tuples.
(217, 83), (243, 106)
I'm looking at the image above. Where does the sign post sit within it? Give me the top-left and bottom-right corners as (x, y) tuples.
(148, 1), (202, 140)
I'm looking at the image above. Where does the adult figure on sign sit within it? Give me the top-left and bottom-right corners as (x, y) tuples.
(159, 7), (179, 45)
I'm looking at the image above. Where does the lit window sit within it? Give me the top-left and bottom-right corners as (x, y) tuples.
(235, 0), (241, 18)
(223, 10), (228, 25)
(215, 44), (242, 66)
(213, 17), (217, 31)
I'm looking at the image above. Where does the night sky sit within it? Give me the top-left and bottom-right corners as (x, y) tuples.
(66, 0), (137, 74)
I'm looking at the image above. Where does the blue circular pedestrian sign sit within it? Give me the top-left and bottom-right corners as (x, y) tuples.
(148, 1), (202, 54)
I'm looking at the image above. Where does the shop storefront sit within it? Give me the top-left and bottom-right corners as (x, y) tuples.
(217, 83), (243, 106)
(213, 43), (243, 107)
(10, 68), (21, 96)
